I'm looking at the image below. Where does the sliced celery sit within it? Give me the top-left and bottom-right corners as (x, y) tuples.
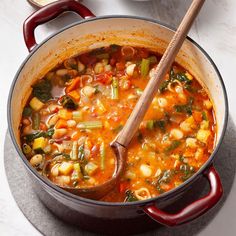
(70, 141), (78, 160)
(140, 58), (150, 77)
(77, 121), (103, 129)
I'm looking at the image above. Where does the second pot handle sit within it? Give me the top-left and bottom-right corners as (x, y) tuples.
(23, 0), (95, 52)
(143, 165), (223, 226)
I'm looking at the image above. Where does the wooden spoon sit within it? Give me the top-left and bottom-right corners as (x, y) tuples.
(53, 0), (205, 200)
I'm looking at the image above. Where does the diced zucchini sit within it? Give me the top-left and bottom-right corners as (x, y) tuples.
(74, 163), (81, 172)
(196, 129), (211, 143)
(200, 120), (209, 130)
(33, 137), (47, 153)
(58, 162), (74, 175)
(29, 97), (44, 111)
(85, 162), (98, 176)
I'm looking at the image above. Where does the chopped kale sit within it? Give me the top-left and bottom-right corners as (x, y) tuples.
(159, 68), (192, 93)
(24, 128), (54, 142)
(22, 107), (32, 117)
(154, 120), (166, 132)
(176, 73), (191, 84)
(32, 79), (52, 102)
(60, 95), (78, 110)
(174, 97), (194, 115)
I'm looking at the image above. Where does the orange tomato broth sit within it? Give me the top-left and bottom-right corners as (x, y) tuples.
(20, 45), (216, 202)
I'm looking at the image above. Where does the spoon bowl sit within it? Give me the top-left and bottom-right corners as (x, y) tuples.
(43, 142), (126, 200)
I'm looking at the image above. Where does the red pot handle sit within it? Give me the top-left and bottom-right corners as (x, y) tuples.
(144, 165), (223, 226)
(23, 0), (95, 52)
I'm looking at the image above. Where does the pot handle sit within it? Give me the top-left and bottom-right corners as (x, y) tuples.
(23, 0), (95, 52)
(143, 165), (223, 226)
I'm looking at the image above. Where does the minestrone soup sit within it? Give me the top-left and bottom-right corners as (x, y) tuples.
(20, 45), (216, 202)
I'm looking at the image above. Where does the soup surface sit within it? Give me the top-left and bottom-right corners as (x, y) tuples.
(20, 45), (216, 202)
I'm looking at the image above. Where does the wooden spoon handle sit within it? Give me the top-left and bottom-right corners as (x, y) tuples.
(114, 0), (205, 148)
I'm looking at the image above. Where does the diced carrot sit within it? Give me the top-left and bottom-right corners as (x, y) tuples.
(192, 111), (202, 123)
(65, 77), (81, 93)
(55, 119), (68, 129)
(58, 109), (72, 120)
(68, 90), (80, 101)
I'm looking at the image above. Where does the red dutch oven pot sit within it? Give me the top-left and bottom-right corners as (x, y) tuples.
(8, 0), (228, 234)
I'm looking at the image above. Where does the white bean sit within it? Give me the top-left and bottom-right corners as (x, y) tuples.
(67, 119), (76, 127)
(126, 64), (136, 76)
(30, 154), (43, 166)
(52, 128), (67, 139)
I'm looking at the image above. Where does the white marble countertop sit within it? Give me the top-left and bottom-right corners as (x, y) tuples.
(0, 0), (236, 235)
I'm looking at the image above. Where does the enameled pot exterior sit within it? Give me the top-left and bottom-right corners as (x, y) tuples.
(8, 0), (228, 233)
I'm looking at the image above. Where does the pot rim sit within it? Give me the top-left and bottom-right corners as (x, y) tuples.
(7, 15), (229, 207)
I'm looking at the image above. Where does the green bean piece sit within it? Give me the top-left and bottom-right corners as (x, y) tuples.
(32, 112), (40, 130)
